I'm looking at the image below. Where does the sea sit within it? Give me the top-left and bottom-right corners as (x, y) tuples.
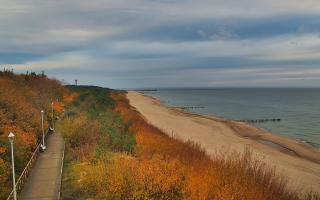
(141, 88), (320, 149)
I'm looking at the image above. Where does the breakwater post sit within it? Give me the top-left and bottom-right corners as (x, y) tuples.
(174, 106), (205, 110)
(237, 118), (281, 123)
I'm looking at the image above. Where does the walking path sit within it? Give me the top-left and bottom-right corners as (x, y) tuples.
(20, 130), (64, 200)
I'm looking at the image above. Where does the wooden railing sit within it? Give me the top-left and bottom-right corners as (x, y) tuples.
(6, 130), (51, 200)
(58, 142), (66, 200)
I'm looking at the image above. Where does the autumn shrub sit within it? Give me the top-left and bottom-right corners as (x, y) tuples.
(60, 152), (85, 200)
(0, 71), (70, 198)
(66, 85), (115, 118)
(0, 155), (10, 197)
(74, 154), (185, 200)
(58, 114), (100, 160)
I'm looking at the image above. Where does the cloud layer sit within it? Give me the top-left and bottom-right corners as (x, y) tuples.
(1, 0), (320, 88)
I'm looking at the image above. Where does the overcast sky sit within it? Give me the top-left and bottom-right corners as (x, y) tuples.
(1, 0), (320, 88)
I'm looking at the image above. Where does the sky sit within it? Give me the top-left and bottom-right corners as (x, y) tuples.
(1, 0), (320, 88)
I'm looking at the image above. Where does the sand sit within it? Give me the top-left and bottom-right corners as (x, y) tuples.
(127, 91), (320, 193)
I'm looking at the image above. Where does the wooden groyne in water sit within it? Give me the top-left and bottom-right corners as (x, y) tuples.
(135, 89), (158, 92)
(174, 106), (205, 110)
(172, 105), (280, 123)
(237, 118), (281, 123)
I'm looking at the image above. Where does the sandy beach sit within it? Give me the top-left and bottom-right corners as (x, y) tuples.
(127, 91), (320, 193)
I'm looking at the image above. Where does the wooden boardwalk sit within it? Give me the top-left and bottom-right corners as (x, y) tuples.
(19, 130), (64, 200)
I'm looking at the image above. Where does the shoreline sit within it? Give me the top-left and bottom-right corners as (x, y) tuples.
(173, 106), (320, 164)
(127, 91), (320, 193)
(139, 92), (320, 162)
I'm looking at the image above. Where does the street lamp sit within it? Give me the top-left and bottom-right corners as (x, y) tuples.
(40, 110), (46, 151)
(8, 132), (17, 200)
(50, 102), (55, 132)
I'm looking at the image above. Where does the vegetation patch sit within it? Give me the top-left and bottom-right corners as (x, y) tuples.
(60, 88), (320, 200)
(0, 70), (72, 199)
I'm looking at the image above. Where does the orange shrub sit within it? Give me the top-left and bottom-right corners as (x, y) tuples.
(53, 101), (65, 113)
(75, 154), (185, 199)
(63, 92), (78, 105)
(58, 114), (100, 160)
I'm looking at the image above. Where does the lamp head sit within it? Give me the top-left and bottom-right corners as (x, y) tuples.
(8, 132), (15, 142)
(41, 110), (44, 114)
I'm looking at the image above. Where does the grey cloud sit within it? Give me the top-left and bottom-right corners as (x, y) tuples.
(2, 0), (320, 87)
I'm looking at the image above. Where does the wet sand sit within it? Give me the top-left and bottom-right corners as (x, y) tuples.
(127, 91), (320, 193)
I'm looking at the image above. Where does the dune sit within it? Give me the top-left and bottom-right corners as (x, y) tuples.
(127, 91), (320, 193)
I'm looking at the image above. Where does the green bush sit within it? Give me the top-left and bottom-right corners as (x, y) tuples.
(58, 115), (100, 149)
(61, 86), (135, 155)
(60, 86), (137, 199)
(98, 112), (136, 154)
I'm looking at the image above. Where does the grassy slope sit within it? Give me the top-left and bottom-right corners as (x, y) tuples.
(60, 86), (136, 199)
(60, 86), (320, 200)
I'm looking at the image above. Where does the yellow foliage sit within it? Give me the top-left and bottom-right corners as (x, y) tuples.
(58, 114), (100, 160)
(75, 155), (185, 200)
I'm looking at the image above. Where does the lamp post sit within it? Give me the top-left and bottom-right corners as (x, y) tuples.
(51, 102), (55, 132)
(8, 132), (17, 200)
(40, 110), (46, 151)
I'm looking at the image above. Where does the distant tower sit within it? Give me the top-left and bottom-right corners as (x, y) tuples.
(75, 79), (78, 86)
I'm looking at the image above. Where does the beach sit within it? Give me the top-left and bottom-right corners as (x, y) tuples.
(127, 91), (320, 193)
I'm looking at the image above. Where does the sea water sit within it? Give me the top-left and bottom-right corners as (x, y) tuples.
(143, 88), (320, 148)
